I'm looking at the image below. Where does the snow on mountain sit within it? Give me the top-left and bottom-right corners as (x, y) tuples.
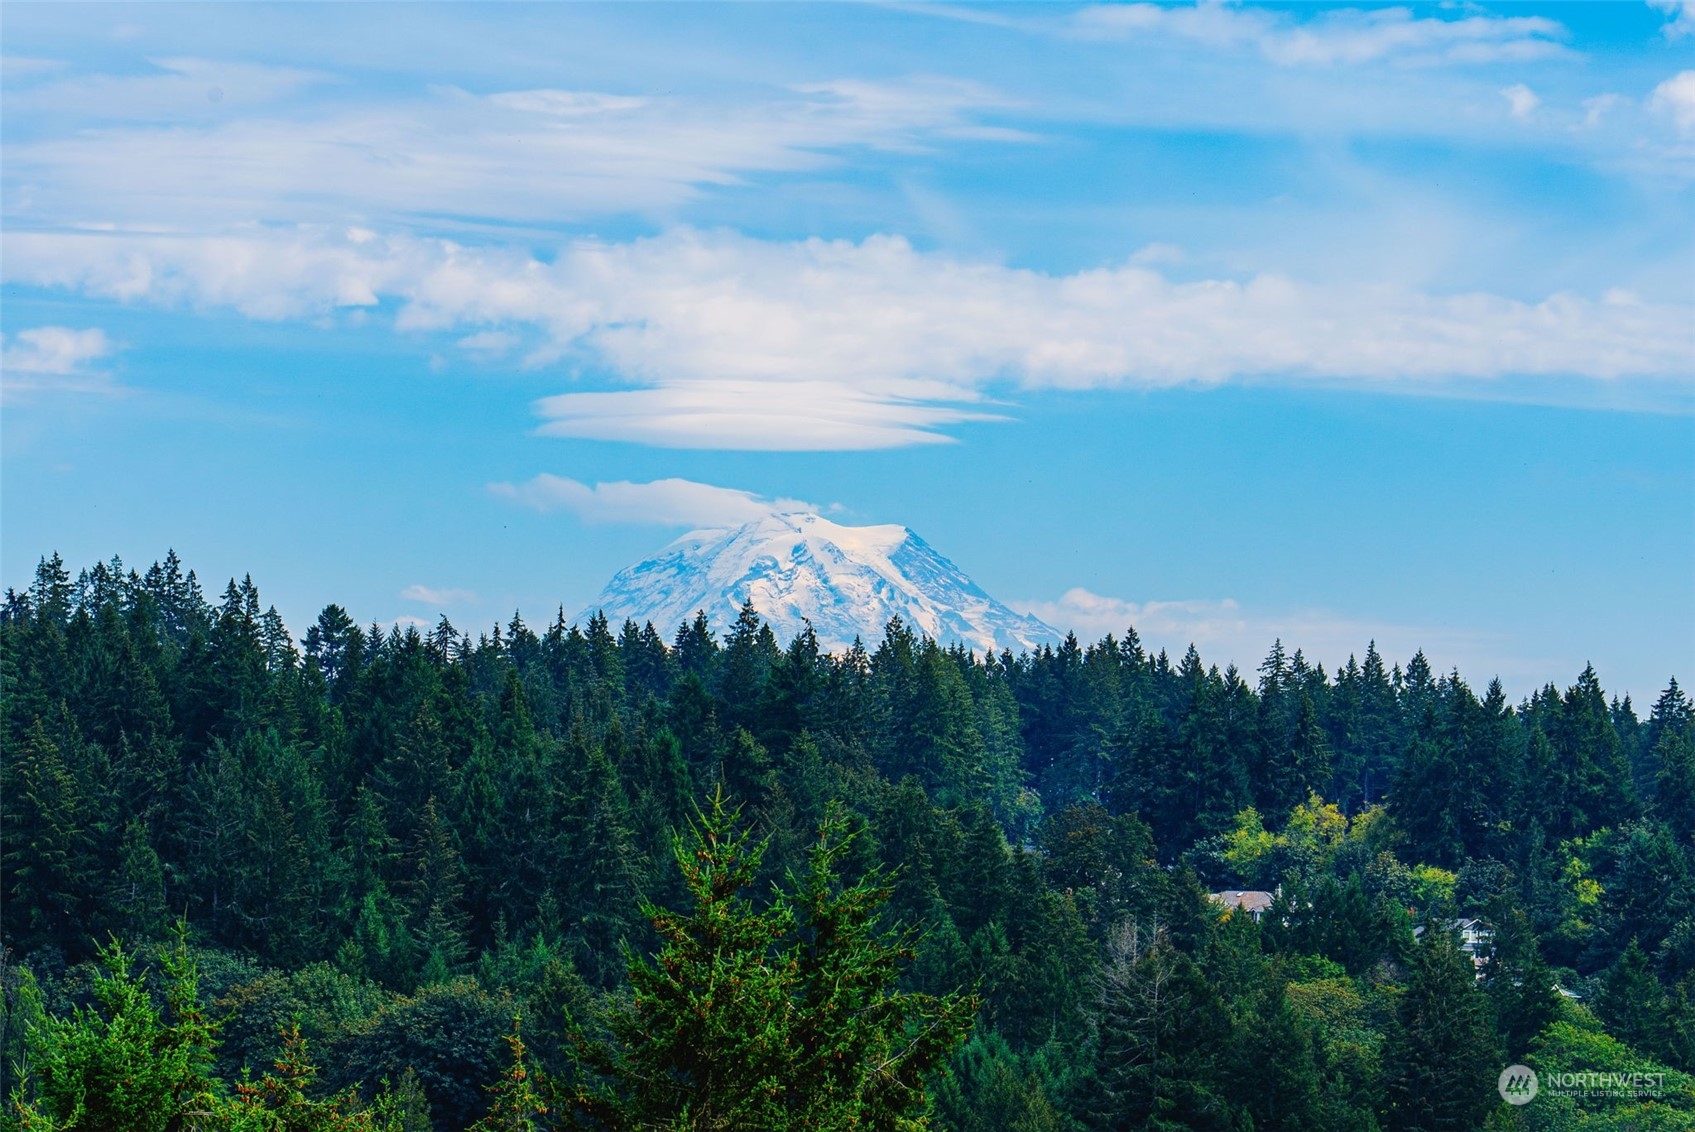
(575, 512), (1061, 654)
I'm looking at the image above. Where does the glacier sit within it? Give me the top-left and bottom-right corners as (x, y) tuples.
(575, 512), (1061, 654)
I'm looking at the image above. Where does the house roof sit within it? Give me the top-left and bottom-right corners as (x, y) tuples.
(1209, 890), (1275, 913)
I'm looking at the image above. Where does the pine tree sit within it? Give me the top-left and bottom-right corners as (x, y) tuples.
(563, 747), (645, 987)
(10, 934), (216, 1132)
(1655, 726), (1695, 844)
(1, 719), (100, 954)
(467, 1019), (547, 1132)
(110, 818), (168, 943)
(1480, 903), (1559, 1061)
(218, 1023), (374, 1131)
(1551, 665), (1639, 835)
(783, 805), (977, 1124)
(1595, 938), (1676, 1062)
(1646, 678), (1693, 767)
(573, 790), (973, 1131)
(1346, 642), (1402, 807)
(1087, 919), (1235, 1132)
(673, 611), (720, 682)
(304, 605), (358, 692)
(1380, 926), (1499, 1131)
(403, 797), (470, 985)
(1226, 980), (1323, 1131)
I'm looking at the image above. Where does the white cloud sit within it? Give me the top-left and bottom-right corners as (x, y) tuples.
(3, 75), (1015, 231)
(489, 474), (818, 528)
(1072, 3), (1570, 67)
(4, 226), (1689, 448)
(1, 325), (112, 374)
(1501, 83), (1540, 119)
(1651, 0), (1695, 39)
(531, 381), (1000, 450)
(400, 583), (478, 605)
(1016, 586), (1524, 686)
(1650, 70), (1695, 133)
(1, 326), (118, 401)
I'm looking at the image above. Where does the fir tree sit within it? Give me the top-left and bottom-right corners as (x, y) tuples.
(1380, 926), (1499, 1131)
(1595, 939), (1676, 1062)
(573, 790), (972, 1131)
(10, 934), (217, 1132)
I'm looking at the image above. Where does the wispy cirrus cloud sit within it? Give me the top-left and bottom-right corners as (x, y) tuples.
(5, 225), (1689, 447)
(1, 56), (330, 122)
(1070, 2), (1571, 66)
(490, 474), (817, 528)
(3, 75), (1017, 231)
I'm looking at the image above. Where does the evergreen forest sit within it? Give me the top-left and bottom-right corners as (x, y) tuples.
(4, 551), (1695, 1131)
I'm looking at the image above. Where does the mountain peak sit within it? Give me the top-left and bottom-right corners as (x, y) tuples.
(577, 511), (1058, 654)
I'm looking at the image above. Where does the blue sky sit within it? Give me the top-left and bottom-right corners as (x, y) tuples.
(3, 1), (1692, 700)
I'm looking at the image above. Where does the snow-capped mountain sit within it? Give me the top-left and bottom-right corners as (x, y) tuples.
(576, 512), (1060, 654)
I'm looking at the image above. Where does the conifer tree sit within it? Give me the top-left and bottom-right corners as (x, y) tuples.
(1596, 939), (1676, 1062)
(1655, 726), (1695, 844)
(573, 790), (972, 1131)
(10, 935), (216, 1132)
(1481, 904), (1560, 1061)
(467, 1020), (547, 1132)
(219, 1023), (374, 1132)
(1, 720), (100, 954)
(1380, 926), (1499, 1131)
(1087, 919), (1234, 1131)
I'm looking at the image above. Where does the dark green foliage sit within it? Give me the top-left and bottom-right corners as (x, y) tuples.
(9, 935), (216, 1132)
(1481, 904), (1561, 1061)
(1263, 873), (1408, 978)
(1, 720), (101, 956)
(1381, 927), (1499, 1131)
(219, 1024), (376, 1132)
(212, 962), (389, 1083)
(931, 1032), (1064, 1132)
(1087, 920), (1234, 1131)
(1595, 940), (1678, 1065)
(572, 792), (974, 1131)
(3, 550), (1690, 1130)
(324, 978), (511, 1131)
(467, 1021), (547, 1132)
(1037, 803), (1166, 936)
(1656, 723), (1695, 844)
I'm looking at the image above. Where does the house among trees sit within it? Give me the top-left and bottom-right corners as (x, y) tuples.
(1413, 917), (1494, 977)
(1210, 889), (1276, 922)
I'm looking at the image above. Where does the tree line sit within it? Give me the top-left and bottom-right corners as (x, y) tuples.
(2, 551), (1693, 1130)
